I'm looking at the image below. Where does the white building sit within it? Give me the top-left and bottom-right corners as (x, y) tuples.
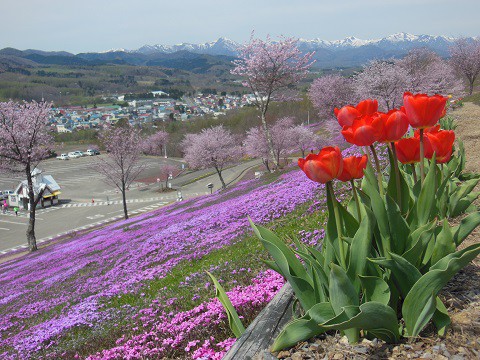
(8, 168), (61, 210)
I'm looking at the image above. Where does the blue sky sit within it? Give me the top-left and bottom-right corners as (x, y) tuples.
(1, 0), (479, 53)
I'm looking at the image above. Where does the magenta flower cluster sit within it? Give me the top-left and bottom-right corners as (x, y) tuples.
(86, 270), (284, 359)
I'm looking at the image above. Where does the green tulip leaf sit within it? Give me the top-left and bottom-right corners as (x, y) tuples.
(431, 219), (455, 266)
(402, 220), (436, 267)
(452, 211), (480, 246)
(347, 208), (374, 292)
(271, 302), (335, 352)
(403, 243), (480, 337)
(385, 194), (410, 255)
(321, 302), (400, 343)
(206, 271), (245, 338)
(329, 263), (359, 343)
(359, 276), (391, 305)
(416, 156), (437, 226)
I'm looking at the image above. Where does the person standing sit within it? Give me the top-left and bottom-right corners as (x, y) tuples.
(14, 206), (18, 216)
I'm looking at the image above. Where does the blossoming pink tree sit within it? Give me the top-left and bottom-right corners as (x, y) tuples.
(290, 124), (323, 157)
(96, 125), (145, 219)
(244, 126), (271, 171)
(450, 38), (480, 95)
(181, 125), (242, 189)
(354, 59), (410, 111)
(0, 100), (52, 251)
(143, 130), (169, 157)
(231, 34), (314, 169)
(398, 48), (464, 96)
(308, 74), (357, 119)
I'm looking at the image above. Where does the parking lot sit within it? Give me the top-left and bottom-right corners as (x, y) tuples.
(0, 154), (187, 253)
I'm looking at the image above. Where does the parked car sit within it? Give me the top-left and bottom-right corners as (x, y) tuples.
(86, 149), (100, 156)
(68, 152), (81, 159)
(57, 153), (70, 160)
(74, 151), (85, 157)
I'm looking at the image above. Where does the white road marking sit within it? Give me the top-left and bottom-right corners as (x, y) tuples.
(0, 227), (10, 230)
(0, 219), (26, 225)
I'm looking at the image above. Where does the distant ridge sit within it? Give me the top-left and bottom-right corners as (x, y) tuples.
(1, 33), (477, 69)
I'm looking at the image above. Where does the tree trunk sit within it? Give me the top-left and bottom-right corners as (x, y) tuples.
(25, 164), (37, 252)
(214, 166), (227, 190)
(262, 158), (270, 172)
(469, 80), (474, 95)
(261, 112), (278, 170)
(122, 180), (128, 220)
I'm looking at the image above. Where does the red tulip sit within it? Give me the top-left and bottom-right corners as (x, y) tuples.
(426, 130), (455, 163)
(341, 115), (381, 146)
(395, 137), (420, 164)
(414, 125), (440, 158)
(298, 146), (343, 183)
(403, 92), (448, 129)
(373, 109), (409, 143)
(356, 99), (378, 116)
(337, 155), (368, 182)
(334, 99), (378, 127)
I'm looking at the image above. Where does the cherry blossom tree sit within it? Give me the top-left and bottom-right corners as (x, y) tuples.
(181, 125), (242, 189)
(96, 125), (145, 220)
(231, 34), (314, 168)
(269, 117), (296, 165)
(354, 59), (409, 111)
(244, 126), (271, 171)
(143, 130), (169, 157)
(0, 100), (52, 251)
(450, 38), (480, 95)
(398, 48), (464, 96)
(290, 124), (323, 157)
(308, 74), (357, 119)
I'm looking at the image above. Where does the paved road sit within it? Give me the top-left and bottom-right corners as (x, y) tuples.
(0, 157), (261, 254)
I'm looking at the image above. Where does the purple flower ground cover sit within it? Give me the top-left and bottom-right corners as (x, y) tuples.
(0, 147), (363, 359)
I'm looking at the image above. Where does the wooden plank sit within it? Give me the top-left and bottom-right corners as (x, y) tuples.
(223, 283), (294, 360)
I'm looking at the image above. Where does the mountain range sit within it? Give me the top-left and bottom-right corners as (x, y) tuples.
(0, 33), (475, 71)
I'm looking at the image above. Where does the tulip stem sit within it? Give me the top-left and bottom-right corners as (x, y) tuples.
(328, 182), (347, 269)
(419, 129), (425, 183)
(411, 164), (418, 183)
(350, 179), (362, 221)
(390, 142), (402, 211)
(369, 145), (384, 196)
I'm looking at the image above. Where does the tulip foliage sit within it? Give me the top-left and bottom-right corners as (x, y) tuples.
(249, 92), (480, 351)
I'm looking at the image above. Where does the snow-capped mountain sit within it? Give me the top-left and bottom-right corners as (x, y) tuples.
(134, 37), (239, 56)
(129, 33), (460, 56)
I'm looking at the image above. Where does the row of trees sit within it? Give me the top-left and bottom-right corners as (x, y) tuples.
(309, 39), (480, 118)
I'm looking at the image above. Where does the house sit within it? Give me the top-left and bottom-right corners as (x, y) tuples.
(8, 168), (61, 210)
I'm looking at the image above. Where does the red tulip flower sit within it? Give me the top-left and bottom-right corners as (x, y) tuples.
(341, 115), (381, 146)
(337, 155), (368, 182)
(334, 106), (360, 127)
(425, 130), (455, 163)
(356, 99), (378, 116)
(298, 146), (343, 183)
(334, 99), (378, 127)
(373, 109), (409, 143)
(395, 137), (421, 164)
(403, 92), (448, 129)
